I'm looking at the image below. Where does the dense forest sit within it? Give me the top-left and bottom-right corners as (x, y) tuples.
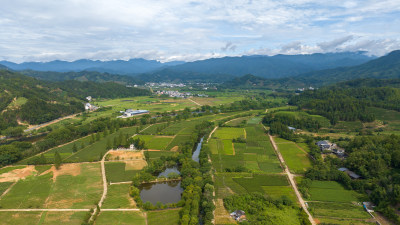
(21, 70), (144, 85)
(287, 85), (400, 124)
(0, 69), (150, 133)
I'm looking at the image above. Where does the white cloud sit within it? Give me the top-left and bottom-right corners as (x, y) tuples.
(0, 0), (399, 62)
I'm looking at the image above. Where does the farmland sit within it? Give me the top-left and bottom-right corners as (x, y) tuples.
(274, 139), (312, 174)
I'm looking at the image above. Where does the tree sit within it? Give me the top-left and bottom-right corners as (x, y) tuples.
(72, 143), (78, 153)
(80, 142), (85, 149)
(54, 151), (62, 170)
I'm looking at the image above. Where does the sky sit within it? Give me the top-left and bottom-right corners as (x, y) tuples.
(0, 0), (400, 62)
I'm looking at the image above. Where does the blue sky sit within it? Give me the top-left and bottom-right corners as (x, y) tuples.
(0, 0), (399, 62)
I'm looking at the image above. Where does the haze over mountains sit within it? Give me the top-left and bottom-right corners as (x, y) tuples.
(1, 52), (373, 80)
(2, 50), (400, 86)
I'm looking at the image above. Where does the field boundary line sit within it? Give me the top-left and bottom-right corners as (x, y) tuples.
(188, 98), (202, 106)
(0, 182), (16, 199)
(268, 134), (316, 225)
(207, 126), (218, 143)
(109, 181), (131, 185)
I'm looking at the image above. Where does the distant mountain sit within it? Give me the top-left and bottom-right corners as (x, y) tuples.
(20, 70), (144, 85)
(152, 52), (374, 79)
(0, 59), (185, 74)
(0, 64), (8, 70)
(295, 50), (400, 86)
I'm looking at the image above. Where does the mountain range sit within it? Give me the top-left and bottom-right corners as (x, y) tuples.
(223, 50), (400, 89)
(0, 59), (184, 74)
(1, 52), (374, 81)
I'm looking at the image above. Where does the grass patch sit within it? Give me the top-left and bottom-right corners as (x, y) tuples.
(0, 173), (53, 209)
(105, 162), (140, 183)
(0, 212), (41, 224)
(262, 186), (297, 202)
(308, 181), (361, 202)
(166, 135), (191, 151)
(214, 127), (245, 140)
(308, 202), (370, 219)
(96, 211), (146, 225)
(276, 141), (311, 174)
(102, 183), (135, 209)
(222, 139), (234, 155)
(46, 163), (103, 209)
(233, 174), (289, 193)
(147, 208), (180, 225)
(0, 182), (14, 196)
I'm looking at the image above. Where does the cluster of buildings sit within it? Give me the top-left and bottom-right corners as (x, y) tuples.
(230, 210), (246, 222)
(84, 96), (99, 111)
(118, 109), (149, 118)
(316, 140), (345, 156)
(156, 90), (192, 98)
(146, 82), (186, 88)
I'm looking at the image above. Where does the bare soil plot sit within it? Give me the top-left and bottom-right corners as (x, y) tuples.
(0, 166), (36, 182)
(107, 150), (145, 161)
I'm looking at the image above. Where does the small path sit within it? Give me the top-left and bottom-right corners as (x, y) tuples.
(89, 149), (111, 222)
(188, 98), (202, 106)
(109, 181), (131, 185)
(100, 209), (141, 211)
(24, 112), (81, 133)
(0, 182), (16, 199)
(207, 126), (218, 143)
(0, 209), (90, 212)
(269, 134), (316, 225)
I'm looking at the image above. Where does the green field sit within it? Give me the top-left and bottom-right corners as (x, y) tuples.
(0, 173), (53, 209)
(134, 135), (174, 150)
(276, 140), (311, 174)
(308, 202), (370, 219)
(105, 162), (140, 183)
(222, 139), (234, 155)
(307, 181), (361, 202)
(147, 209), (180, 225)
(102, 183), (136, 209)
(0, 163), (103, 209)
(46, 163), (103, 209)
(0, 182), (14, 195)
(95, 211), (146, 225)
(214, 127), (245, 139)
(210, 124), (281, 173)
(233, 174), (289, 193)
(262, 186), (297, 202)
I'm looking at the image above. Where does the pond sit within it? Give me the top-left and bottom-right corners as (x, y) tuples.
(157, 166), (180, 178)
(139, 180), (183, 205)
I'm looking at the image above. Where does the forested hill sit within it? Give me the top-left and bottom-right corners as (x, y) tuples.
(0, 70), (150, 132)
(20, 70), (144, 85)
(145, 52), (373, 80)
(295, 50), (400, 86)
(289, 84), (400, 124)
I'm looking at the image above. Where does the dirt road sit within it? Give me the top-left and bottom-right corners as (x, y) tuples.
(269, 134), (316, 225)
